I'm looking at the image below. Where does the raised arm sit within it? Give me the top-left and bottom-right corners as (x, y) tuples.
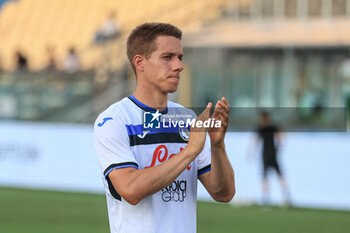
(199, 97), (236, 202)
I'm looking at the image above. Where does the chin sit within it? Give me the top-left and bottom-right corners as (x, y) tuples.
(167, 84), (179, 93)
(167, 89), (177, 94)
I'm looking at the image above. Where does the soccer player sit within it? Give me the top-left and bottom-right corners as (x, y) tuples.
(94, 22), (235, 233)
(254, 111), (291, 205)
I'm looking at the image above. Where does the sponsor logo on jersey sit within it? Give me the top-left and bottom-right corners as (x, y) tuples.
(161, 180), (187, 202)
(137, 130), (151, 138)
(145, 145), (191, 170)
(97, 117), (113, 127)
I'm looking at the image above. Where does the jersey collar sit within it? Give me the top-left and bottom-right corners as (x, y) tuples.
(128, 94), (168, 114)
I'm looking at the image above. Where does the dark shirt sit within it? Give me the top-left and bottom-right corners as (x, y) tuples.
(17, 54), (28, 70)
(257, 125), (279, 159)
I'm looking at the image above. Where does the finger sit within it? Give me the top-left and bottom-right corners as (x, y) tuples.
(218, 110), (229, 122)
(196, 103), (212, 129)
(205, 102), (212, 117)
(211, 102), (220, 118)
(212, 107), (229, 121)
(213, 108), (230, 129)
(200, 102), (212, 120)
(213, 102), (229, 119)
(218, 99), (230, 114)
(221, 97), (229, 107)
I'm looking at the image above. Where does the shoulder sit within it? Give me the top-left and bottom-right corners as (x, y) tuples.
(167, 100), (185, 108)
(94, 97), (133, 130)
(167, 100), (197, 117)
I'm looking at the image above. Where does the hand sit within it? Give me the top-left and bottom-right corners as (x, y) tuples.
(208, 97), (230, 147)
(186, 102), (212, 156)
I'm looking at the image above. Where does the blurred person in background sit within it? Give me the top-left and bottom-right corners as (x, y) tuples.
(45, 45), (58, 71)
(94, 10), (121, 44)
(93, 10), (122, 83)
(15, 51), (28, 71)
(63, 47), (81, 74)
(94, 22), (235, 233)
(249, 111), (291, 206)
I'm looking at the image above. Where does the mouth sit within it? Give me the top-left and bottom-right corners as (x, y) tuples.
(167, 75), (180, 80)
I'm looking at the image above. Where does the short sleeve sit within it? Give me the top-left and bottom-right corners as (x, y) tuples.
(94, 113), (138, 179)
(197, 134), (211, 177)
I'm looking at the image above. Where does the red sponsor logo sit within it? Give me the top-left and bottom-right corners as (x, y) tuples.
(145, 145), (192, 170)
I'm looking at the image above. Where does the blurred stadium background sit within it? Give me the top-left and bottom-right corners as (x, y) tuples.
(1, 0), (350, 232)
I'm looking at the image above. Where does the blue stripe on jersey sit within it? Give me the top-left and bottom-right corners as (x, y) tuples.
(125, 124), (143, 135)
(198, 165), (211, 176)
(104, 163), (139, 178)
(129, 95), (168, 114)
(129, 132), (188, 146)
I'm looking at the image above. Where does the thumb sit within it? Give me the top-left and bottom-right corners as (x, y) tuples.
(203, 102), (212, 118)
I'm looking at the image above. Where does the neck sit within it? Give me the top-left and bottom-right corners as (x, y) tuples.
(133, 85), (168, 111)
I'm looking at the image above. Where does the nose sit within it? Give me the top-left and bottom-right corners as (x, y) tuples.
(172, 57), (184, 72)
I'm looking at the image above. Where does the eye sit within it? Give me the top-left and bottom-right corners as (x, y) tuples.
(163, 55), (171, 60)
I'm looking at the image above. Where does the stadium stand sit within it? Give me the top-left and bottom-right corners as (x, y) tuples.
(0, 0), (230, 122)
(0, 0), (349, 123)
(0, 0), (229, 71)
(2, 0), (348, 71)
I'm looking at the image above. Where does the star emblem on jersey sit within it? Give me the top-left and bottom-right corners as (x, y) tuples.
(143, 110), (161, 129)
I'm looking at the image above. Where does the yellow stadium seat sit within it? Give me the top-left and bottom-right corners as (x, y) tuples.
(0, 0), (229, 71)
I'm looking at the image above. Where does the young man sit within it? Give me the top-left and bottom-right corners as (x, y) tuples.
(94, 22), (235, 233)
(255, 111), (290, 205)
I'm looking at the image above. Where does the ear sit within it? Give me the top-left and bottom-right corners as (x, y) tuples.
(133, 55), (145, 72)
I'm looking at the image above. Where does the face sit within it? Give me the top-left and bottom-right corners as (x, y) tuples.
(260, 114), (269, 126)
(141, 35), (184, 94)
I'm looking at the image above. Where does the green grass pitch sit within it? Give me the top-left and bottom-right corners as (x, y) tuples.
(0, 187), (349, 233)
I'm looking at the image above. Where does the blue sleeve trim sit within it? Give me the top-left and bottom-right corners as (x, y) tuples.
(198, 164), (211, 176)
(103, 162), (138, 178)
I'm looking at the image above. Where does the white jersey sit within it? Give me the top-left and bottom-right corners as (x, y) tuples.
(94, 95), (211, 233)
